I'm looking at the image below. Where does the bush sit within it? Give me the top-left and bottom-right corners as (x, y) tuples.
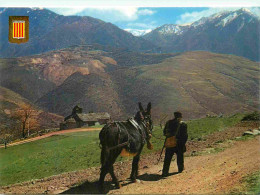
(241, 111), (260, 121)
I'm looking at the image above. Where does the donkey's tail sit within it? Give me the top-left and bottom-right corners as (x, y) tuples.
(99, 124), (109, 147)
(99, 125), (110, 166)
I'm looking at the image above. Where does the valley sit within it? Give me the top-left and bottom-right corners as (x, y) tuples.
(2, 45), (259, 121)
(0, 6), (259, 195)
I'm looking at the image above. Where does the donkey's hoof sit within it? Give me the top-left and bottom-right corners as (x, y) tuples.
(98, 183), (105, 193)
(99, 187), (105, 194)
(130, 178), (137, 183)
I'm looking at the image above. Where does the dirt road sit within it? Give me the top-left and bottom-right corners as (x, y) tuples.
(0, 122), (259, 194)
(110, 136), (260, 194)
(0, 127), (101, 148)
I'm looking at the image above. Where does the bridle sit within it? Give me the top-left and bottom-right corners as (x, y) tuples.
(142, 115), (153, 139)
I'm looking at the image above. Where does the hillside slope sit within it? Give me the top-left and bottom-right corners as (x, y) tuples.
(0, 45), (177, 103)
(0, 58), (56, 102)
(0, 86), (63, 133)
(36, 51), (259, 120)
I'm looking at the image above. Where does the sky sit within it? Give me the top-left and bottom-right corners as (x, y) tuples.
(1, 0), (260, 32)
(48, 7), (260, 32)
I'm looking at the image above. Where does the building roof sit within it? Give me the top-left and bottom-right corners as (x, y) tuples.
(66, 118), (76, 123)
(76, 112), (110, 122)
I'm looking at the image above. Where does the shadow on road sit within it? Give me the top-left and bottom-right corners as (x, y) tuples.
(61, 172), (179, 194)
(137, 171), (179, 181)
(60, 181), (114, 194)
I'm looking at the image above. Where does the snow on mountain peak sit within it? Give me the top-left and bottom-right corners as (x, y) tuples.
(158, 24), (185, 35)
(216, 12), (238, 27)
(240, 8), (251, 13)
(191, 8), (257, 28)
(124, 29), (152, 36)
(191, 17), (208, 27)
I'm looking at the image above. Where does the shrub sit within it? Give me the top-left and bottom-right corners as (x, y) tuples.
(241, 111), (260, 121)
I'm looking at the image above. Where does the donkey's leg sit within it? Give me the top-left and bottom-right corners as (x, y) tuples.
(99, 148), (109, 192)
(108, 149), (121, 188)
(99, 165), (109, 192)
(109, 165), (121, 189)
(130, 154), (140, 181)
(99, 149), (121, 191)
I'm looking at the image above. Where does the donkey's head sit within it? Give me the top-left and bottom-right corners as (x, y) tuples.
(135, 102), (153, 131)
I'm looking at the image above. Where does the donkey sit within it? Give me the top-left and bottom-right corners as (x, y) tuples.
(98, 102), (153, 191)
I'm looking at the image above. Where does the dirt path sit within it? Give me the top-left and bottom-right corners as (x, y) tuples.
(0, 122), (259, 194)
(110, 136), (260, 194)
(0, 127), (101, 148)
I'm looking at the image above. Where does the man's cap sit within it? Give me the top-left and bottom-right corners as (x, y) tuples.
(174, 111), (182, 118)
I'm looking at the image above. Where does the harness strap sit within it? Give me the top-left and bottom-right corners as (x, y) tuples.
(104, 119), (151, 151)
(128, 118), (146, 144)
(106, 141), (128, 151)
(115, 122), (121, 145)
(106, 122), (130, 152)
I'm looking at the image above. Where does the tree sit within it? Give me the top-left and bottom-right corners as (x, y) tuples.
(0, 130), (12, 149)
(12, 104), (39, 138)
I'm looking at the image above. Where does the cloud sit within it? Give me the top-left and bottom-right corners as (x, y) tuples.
(49, 8), (86, 16)
(126, 22), (157, 30)
(49, 7), (156, 22)
(137, 9), (156, 15)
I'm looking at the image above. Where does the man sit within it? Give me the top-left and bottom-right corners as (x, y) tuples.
(162, 111), (188, 177)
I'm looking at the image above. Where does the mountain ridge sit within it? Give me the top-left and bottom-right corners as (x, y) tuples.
(0, 8), (158, 58)
(143, 8), (260, 61)
(34, 49), (259, 121)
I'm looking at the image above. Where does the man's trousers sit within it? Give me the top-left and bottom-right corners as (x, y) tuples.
(162, 147), (184, 175)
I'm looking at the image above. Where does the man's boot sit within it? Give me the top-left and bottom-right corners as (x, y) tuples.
(162, 160), (171, 177)
(178, 165), (184, 173)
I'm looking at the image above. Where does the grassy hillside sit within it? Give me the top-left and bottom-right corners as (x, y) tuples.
(1, 47), (259, 121)
(0, 114), (244, 186)
(109, 51), (259, 121)
(0, 58), (56, 102)
(36, 51), (259, 121)
(0, 44), (175, 103)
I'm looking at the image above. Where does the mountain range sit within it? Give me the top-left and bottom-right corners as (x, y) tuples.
(143, 8), (260, 61)
(1, 44), (258, 122)
(0, 8), (157, 58)
(0, 8), (259, 126)
(0, 8), (259, 61)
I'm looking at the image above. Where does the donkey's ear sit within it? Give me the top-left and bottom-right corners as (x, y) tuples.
(138, 102), (144, 112)
(147, 102), (151, 113)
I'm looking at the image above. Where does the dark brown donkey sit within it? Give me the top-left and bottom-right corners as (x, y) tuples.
(98, 102), (153, 192)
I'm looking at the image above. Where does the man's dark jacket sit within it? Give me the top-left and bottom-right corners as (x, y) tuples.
(163, 119), (188, 153)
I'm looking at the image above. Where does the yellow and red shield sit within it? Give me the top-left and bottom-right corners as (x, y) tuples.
(9, 16), (29, 44)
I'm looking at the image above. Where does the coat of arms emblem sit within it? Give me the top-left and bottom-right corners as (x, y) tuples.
(9, 16), (29, 44)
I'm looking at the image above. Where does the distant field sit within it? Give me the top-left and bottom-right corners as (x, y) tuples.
(0, 114), (244, 186)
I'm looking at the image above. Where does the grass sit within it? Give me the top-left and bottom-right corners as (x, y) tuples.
(243, 171), (260, 194)
(234, 135), (255, 141)
(0, 131), (101, 186)
(0, 114), (244, 186)
(142, 113), (244, 154)
(187, 113), (244, 140)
